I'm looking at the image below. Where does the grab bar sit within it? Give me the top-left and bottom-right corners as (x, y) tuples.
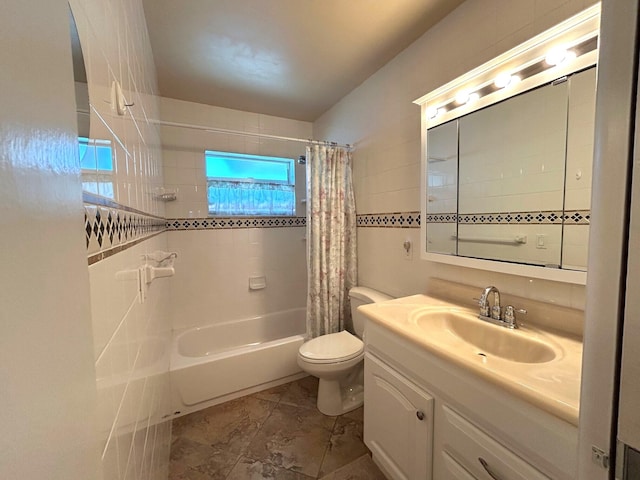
(451, 234), (527, 245)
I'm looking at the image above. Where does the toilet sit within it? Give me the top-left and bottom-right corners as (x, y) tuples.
(297, 286), (393, 416)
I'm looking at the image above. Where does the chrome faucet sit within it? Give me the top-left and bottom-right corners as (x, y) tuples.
(475, 286), (526, 329)
(479, 285), (501, 321)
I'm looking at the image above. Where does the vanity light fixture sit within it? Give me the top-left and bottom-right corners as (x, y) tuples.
(494, 73), (521, 89)
(467, 92), (480, 104)
(545, 47), (577, 66)
(415, 3), (600, 129)
(427, 106), (445, 120)
(455, 90), (480, 106)
(455, 91), (470, 105)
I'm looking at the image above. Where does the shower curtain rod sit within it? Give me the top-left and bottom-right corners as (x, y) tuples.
(153, 119), (352, 150)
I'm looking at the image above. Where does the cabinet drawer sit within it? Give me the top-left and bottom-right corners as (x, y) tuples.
(364, 353), (434, 480)
(442, 452), (478, 480)
(440, 405), (550, 480)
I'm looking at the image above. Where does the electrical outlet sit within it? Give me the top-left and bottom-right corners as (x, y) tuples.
(536, 234), (547, 249)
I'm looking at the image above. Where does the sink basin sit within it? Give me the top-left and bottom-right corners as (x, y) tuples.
(409, 308), (558, 363)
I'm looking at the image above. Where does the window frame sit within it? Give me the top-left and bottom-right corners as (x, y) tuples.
(204, 150), (297, 217)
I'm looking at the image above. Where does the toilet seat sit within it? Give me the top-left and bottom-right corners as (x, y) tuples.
(299, 330), (364, 364)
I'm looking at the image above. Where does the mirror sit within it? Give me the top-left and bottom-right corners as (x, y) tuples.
(415, 4), (600, 284)
(426, 67), (595, 272)
(70, 6), (115, 198)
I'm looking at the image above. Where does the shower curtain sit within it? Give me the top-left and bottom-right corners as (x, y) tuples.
(305, 144), (357, 338)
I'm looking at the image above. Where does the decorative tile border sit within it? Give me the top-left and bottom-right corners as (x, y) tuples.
(563, 210), (591, 225)
(457, 209), (590, 225)
(356, 212), (421, 228)
(357, 209), (590, 229)
(85, 203), (166, 264)
(166, 216), (307, 230)
(424, 213), (458, 224)
(458, 210), (563, 225)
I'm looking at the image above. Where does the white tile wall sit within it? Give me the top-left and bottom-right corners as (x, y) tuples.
(167, 227), (307, 332)
(69, 0), (171, 477)
(458, 82), (568, 214)
(315, 0), (598, 310)
(158, 98), (311, 331)
(426, 223), (457, 255)
(70, 0), (165, 218)
(90, 234), (172, 480)
(159, 97), (311, 219)
(561, 67), (596, 271)
(426, 121), (458, 216)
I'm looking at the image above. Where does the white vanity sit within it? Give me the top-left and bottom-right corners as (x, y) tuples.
(359, 6), (598, 479)
(359, 286), (583, 480)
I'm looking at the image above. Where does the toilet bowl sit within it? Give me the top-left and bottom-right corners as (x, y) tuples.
(297, 286), (392, 416)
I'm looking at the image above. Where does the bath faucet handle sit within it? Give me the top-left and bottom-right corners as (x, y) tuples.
(503, 305), (527, 329)
(473, 297), (490, 317)
(491, 304), (502, 321)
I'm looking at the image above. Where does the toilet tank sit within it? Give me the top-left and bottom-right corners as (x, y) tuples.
(349, 286), (393, 338)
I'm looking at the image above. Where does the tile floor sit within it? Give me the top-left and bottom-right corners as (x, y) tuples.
(169, 376), (387, 480)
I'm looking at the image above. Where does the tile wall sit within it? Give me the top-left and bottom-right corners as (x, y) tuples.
(69, 0), (172, 478)
(563, 67), (596, 270)
(314, 0), (596, 308)
(160, 98), (311, 330)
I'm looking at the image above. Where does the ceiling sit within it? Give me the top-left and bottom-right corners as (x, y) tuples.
(142, 0), (464, 122)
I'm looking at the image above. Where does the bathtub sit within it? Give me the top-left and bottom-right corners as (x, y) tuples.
(170, 308), (307, 415)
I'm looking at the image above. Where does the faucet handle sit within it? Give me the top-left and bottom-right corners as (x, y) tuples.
(473, 297), (490, 317)
(503, 305), (527, 328)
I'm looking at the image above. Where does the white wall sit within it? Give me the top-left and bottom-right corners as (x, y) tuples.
(69, 0), (172, 477)
(160, 98), (310, 330)
(0, 1), (101, 479)
(314, 0), (595, 309)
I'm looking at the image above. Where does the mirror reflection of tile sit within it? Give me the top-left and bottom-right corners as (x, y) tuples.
(426, 67), (595, 271)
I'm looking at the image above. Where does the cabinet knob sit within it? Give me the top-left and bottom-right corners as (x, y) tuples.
(479, 457), (504, 480)
(416, 410), (425, 421)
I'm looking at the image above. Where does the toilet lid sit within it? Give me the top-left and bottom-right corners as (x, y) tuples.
(299, 331), (364, 364)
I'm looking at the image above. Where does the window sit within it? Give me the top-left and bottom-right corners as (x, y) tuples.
(205, 150), (295, 216)
(79, 137), (114, 198)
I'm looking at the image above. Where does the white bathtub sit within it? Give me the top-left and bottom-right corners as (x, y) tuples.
(170, 308), (307, 415)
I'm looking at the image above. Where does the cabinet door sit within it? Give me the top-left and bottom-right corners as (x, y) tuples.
(364, 353), (434, 480)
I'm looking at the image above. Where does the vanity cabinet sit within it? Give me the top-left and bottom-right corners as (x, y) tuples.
(363, 318), (578, 480)
(437, 404), (550, 479)
(364, 353), (434, 480)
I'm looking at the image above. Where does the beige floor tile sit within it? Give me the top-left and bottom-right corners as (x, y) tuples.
(226, 456), (315, 479)
(169, 379), (382, 479)
(245, 403), (336, 478)
(278, 376), (319, 410)
(318, 454), (386, 480)
(318, 415), (369, 477)
(169, 437), (241, 480)
(173, 395), (276, 454)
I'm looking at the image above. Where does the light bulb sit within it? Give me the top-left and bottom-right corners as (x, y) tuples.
(546, 48), (577, 66)
(455, 91), (470, 105)
(467, 92), (480, 103)
(427, 107), (439, 119)
(494, 72), (513, 88)
(495, 73), (520, 89)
